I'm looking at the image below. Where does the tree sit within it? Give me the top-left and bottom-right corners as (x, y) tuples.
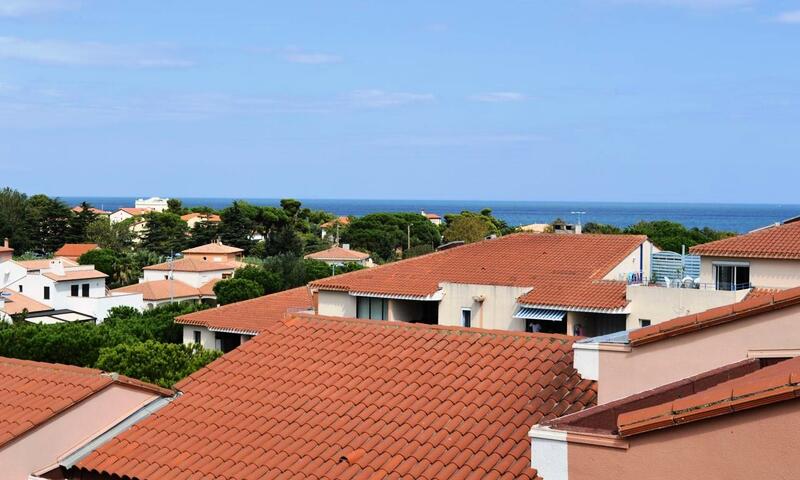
(443, 216), (491, 243)
(341, 213), (441, 262)
(213, 278), (263, 305)
(78, 248), (118, 276)
(218, 201), (256, 252)
(234, 265), (283, 294)
(0, 187), (31, 252)
(25, 194), (72, 253)
(624, 221), (735, 253)
(140, 212), (188, 256)
(111, 250), (160, 288)
(66, 202), (98, 243)
(187, 219), (220, 247)
(86, 217), (135, 251)
(583, 222), (623, 234)
(95, 340), (221, 388)
(166, 198), (185, 215)
(280, 198), (302, 221)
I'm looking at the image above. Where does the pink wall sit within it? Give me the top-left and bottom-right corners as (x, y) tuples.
(0, 385), (159, 479)
(568, 400), (800, 480)
(598, 303), (800, 403)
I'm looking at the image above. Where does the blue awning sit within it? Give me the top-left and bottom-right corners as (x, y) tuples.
(514, 307), (566, 322)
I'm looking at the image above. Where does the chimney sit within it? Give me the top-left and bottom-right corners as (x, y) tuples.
(48, 259), (65, 276)
(342, 244), (350, 250)
(3, 238), (8, 248)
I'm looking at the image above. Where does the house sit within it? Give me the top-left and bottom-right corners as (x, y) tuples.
(421, 210), (442, 225)
(304, 244), (374, 267)
(530, 288), (800, 480)
(113, 242), (243, 309)
(320, 215), (350, 240)
(109, 207), (149, 224)
(53, 243), (99, 262)
(134, 196), (169, 212)
(625, 216), (800, 329)
(55, 314), (595, 479)
(0, 288), (51, 322)
(310, 233), (655, 337)
(71, 205), (111, 217)
(175, 286), (313, 352)
(0, 247), (142, 322)
(0, 357), (172, 480)
(180, 212), (221, 229)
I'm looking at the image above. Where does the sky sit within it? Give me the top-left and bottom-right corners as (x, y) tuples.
(1, 0), (800, 203)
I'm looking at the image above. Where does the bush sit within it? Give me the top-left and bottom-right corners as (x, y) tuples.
(234, 265), (283, 294)
(95, 340), (222, 388)
(213, 278), (264, 305)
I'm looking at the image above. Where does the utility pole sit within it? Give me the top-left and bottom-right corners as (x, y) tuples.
(407, 224), (412, 251)
(168, 250), (174, 304)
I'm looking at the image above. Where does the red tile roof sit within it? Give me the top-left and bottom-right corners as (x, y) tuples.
(176, 286), (313, 334)
(321, 216), (350, 229)
(112, 279), (207, 301)
(628, 286), (800, 346)
(116, 207), (149, 216)
(0, 288), (52, 315)
(0, 357), (172, 448)
(180, 213), (221, 222)
(143, 257), (240, 272)
(305, 246), (371, 262)
(311, 233), (646, 310)
(43, 269), (108, 282)
(617, 356), (800, 437)
(182, 242), (242, 255)
(72, 206), (111, 215)
(74, 315), (596, 479)
(689, 221), (800, 259)
(54, 243), (99, 259)
(14, 258), (79, 271)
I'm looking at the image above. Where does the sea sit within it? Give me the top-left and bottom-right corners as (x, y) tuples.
(60, 197), (800, 234)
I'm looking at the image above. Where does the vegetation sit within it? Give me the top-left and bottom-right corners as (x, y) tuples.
(341, 212), (441, 262)
(213, 278), (264, 305)
(582, 220), (736, 252)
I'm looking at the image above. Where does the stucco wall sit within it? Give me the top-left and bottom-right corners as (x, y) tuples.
(625, 284), (747, 329)
(438, 283), (531, 331)
(567, 400), (800, 480)
(700, 256), (800, 289)
(182, 325), (217, 350)
(595, 302), (800, 403)
(0, 385), (159, 479)
(317, 290), (357, 318)
(142, 269), (229, 289)
(603, 241), (655, 282)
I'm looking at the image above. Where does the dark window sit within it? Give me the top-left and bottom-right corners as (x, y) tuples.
(71, 284), (79, 296)
(461, 309), (472, 328)
(356, 297), (388, 320)
(43, 286), (50, 300)
(81, 283), (90, 297)
(640, 319), (651, 327)
(715, 264), (751, 291)
(193, 330), (201, 344)
(18, 285), (22, 293)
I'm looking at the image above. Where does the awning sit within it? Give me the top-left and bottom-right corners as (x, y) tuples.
(513, 307), (566, 322)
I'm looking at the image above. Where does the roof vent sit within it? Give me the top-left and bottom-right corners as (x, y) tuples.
(338, 448), (366, 464)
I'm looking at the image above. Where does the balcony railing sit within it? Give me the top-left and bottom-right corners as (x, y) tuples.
(625, 273), (751, 291)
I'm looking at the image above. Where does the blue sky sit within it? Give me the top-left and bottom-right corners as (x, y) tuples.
(2, 0), (800, 202)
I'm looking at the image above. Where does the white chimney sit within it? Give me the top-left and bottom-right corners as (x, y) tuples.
(342, 244), (350, 250)
(48, 259), (65, 276)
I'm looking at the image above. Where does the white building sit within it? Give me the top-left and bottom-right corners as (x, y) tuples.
(134, 197), (169, 212)
(304, 245), (374, 267)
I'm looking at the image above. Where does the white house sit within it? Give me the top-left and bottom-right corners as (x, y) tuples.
(304, 244), (374, 267)
(134, 197), (169, 212)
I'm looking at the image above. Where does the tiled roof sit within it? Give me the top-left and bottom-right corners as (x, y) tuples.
(74, 315), (596, 479)
(54, 243), (99, 259)
(176, 286), (313, 334)
(689, 220), (800, 259)
(0, 288), (52, 315)
(321, 216), (350, 229)
(305, 246), (371, 262)
(143, 257), (240, 272)
(0, 356), (172, 448)
(43, 269), (108, 282)
(617, 356), (800, 437)
(311, 233), (645, 309)
(72, 206), (112, 215)
(182, 242), (243, 255)
(424, 213), (442, 219)
(112, 280), (206, 301)
(628, 286), (800, 346)
(180, 213), (221, 222)
(14, 258), (79, 271)
(116, 207), (149, 216)
(198, 278), (220, 297)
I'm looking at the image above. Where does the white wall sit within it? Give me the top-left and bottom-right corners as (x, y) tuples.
(317, 290), (357, 317)
(110, 211), (133, 224)
(625, 284), (749, 329)
(438, 283), (531, 331)
(65, 293), (144, 322)
(142, 269), (229, 288)
(603, 241), (656, 281)
(700, 256), (800, 290)
(182, 325), (217, 350)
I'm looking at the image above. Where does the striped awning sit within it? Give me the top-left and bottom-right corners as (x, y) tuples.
(514, 307), (566, 322)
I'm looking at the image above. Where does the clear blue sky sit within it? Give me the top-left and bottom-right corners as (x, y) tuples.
(2, 0), (800, 202)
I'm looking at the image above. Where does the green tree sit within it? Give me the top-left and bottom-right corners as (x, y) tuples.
(78, 248), (119, 276)
(95, 340), (221, 388)
(218, 201), (256, 252)
(187, 219), (220, 247)
(234, 265), (283, 294)
(443, 216), (491, 243)
(66, 202), (98, 243)
(166, 198), (185, 215)
(213, 278), (263, 305)
(0, 187), (31, 252)
(26, 194), (72, 253)
(623, 221), (735, 253)
(111, 250), (160, 288)
(583, 222), (623, 234)
(140, 212), (188, 256)
(86, 217), (135, 251)
(341, 213), (440, 262)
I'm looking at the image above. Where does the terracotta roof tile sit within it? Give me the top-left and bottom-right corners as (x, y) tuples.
(14, 258), (79, 271)
(72, 206), (111, 215)
(143, 257), (240, 272)
(305, 246), (371, 262)
(112, 279), (206, 301)
(628, 286), (800, 346)
(42, 269), (108, 282)
(321, 216), (351, 229)
(689, 220), (800, 259)
(116, 207), (149, 216)
(182, 242), (243, 255)
(74, 315), (595, 479)
(0, 356), (171, 448)
(175, 287), (313, 334)
(54, 243), (99, 259)
(0, 288), (52, 314)
(311, 233), (645, 310)
(617, 356), (800, 436)
(180, 213), (221, 222)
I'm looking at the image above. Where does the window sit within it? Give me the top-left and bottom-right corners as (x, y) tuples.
(222, 273), (232, 279)
(356, 297), (389, 320)
(43, 286), (50, 300)
(640, 319), (651, 327)
(461, 308), (472, 328)
(81, 283), (90, 297)
(193, 330), (201, 344)
(18, 285), (22, 293)
(714, 263), (750, 291)
(71, 284), (79, 296)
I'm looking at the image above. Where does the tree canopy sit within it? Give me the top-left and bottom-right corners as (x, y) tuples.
(341, 213), (441, 262)
(213, 278), (264, 305)
(582, 220), (736, 253)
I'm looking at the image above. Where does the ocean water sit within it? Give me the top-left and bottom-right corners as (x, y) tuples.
(61, 197), (800, 233)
